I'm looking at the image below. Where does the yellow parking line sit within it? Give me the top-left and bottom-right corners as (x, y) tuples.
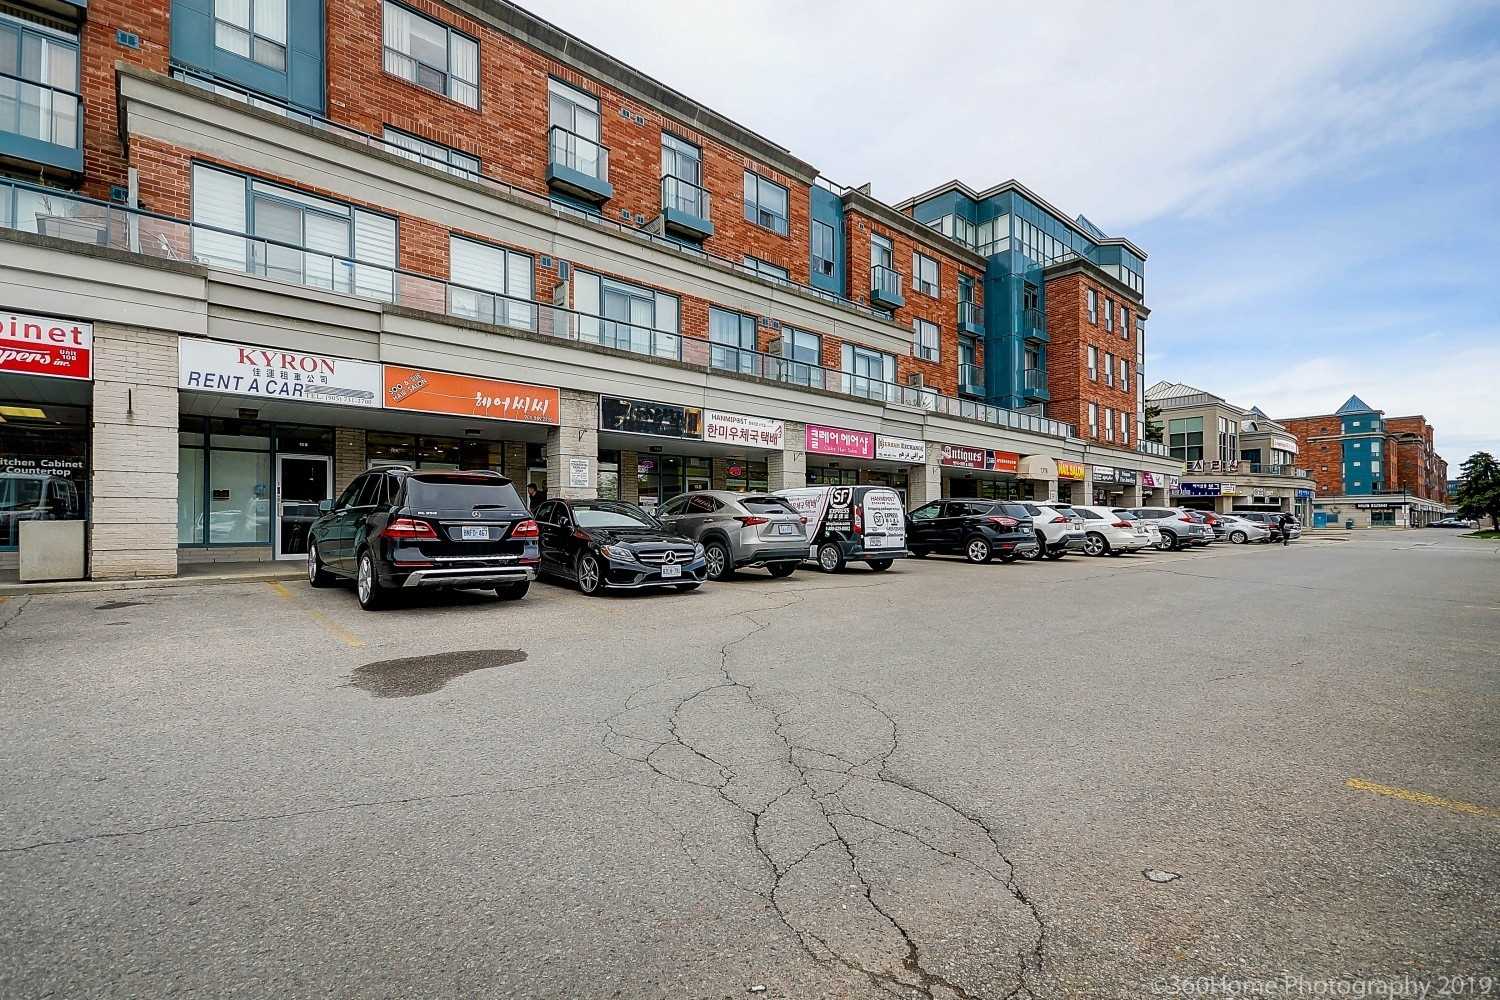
(1346, 777), (1497, 818)
(265, 581), (365, 649)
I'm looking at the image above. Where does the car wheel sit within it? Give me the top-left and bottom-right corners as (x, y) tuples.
(675, 582), (702, 592)
(866, 559), (894, 572)
(766, 562), (798, 578)
(1083, 532), (1108, 557)
(817, 543), (846, 573)
(1231, 530), (1248, 544)
(703, 540), (732, 581)
(1159, 531), (1178, 551)
(493, 581), (529, 600)
(307, 541), (334, 587)
(576, 553), (605, 596)
(1020, 532), (1045, 560)
(964, 537), (993, 564)
(355, 550), (385, 611)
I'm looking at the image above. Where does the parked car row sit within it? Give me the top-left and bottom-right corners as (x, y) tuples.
(304, 468), (1299, 611)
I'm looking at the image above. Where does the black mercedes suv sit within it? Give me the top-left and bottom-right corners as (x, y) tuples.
(307, 468), (539, 610)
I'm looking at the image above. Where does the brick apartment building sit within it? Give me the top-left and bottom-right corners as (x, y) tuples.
(1282, 396), (1449, 527)
(0, 0), (1179, 579)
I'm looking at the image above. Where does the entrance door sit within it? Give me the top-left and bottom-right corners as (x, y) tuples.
(275, 454), (331, 559)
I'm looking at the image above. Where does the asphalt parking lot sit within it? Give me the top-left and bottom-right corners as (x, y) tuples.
(2, 534), (1497, 999)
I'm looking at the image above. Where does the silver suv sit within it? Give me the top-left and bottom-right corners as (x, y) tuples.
(657, 490), (808, 580)
(1128, 507), (1210, 551)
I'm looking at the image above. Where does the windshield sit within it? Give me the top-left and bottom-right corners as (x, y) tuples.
(403, 478), (524, 511)
(741, 497), (797, 515)
(1112, 510), (1139, 521)
(574, 504), (658, 530)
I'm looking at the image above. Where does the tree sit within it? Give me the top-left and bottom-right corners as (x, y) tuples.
(1144, 402), (1164, 443)
(1452, 452), (1500, 531)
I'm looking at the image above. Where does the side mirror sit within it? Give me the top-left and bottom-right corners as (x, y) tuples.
(319, 499), (334, 513)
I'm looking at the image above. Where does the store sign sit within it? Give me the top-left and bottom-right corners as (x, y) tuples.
(1115, 469), (1138, 485)
(1140, 471), (1159, 488)
(940, 444), (988, 470)
(179, 339), (380, 407)
(1175, 482), (1223, 497)
(1273, 436), (1299, 454)
(1356, 502), (1402, 509)
(875, 435), (925, 464)
(599, 396), (702, 439)
(0, 311), (93, 381)
(1056, 461), (1086, 480)
(1296, 488), (1314, 499)
(806, 423), (874, 459)
(1091, 466), (1118, 483)
(384, 366), (559, 423)
(703, 410), (784, 450)
(1188, 459), (1242, 474)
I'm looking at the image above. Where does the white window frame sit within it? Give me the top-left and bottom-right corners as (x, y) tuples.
(573, 270), (679, 360)
(1105, 407), (1114, 441)
(912, 318), (939, 362)
(1104, 351), (1114, 387)
(743, 171), (789, 236)
(1104, 298), (1114, 331)
(811, 220), (836, 277)
(1088, 402), (1099, 437)
(1087, 288), (1098, 324)
(911, 251), (939, 297)
(1088, 345), (1098, 381)
(382, 1), (479, 109)
(842, 343), (896, 401)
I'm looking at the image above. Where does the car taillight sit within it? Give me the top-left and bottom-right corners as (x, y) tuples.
(1112, 521), (1132, 528)
(511, 519), (539, 539)
(1179, 516), (1195, 523)
(383, 517), (439, 540)
(853, 506), (864, 533)
(736, 515), (769, 527)
(1050, 515), (1068, 524)
(987, 516), (1020, 528)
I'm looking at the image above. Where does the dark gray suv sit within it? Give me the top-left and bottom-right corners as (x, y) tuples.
(657, 490), (808, 580)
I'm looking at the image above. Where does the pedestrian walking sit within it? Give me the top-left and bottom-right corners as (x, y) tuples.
(1279, 513), (1292, 546)
(526, 482), (542, 511)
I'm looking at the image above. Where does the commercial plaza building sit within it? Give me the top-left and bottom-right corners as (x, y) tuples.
(0, 0), (1179, 580)
(1281, 396), (1450, 528)
(1145, 381), (1316, 522)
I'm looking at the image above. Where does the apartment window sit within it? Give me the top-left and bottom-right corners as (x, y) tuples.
(382, 1), (478, 108)
(549, 78), (604, 179)
(1218, 416), (1237, 464)
(959, 336), (977, 368)
(1105, 407), (1114, 441)
(959, 274), (975, 303)
(1087, 288), (1098, 324)
(1087, 345), (1098, 381)
(573, 270), (679, 359)
(911, 252), (939, 297)
(870, 233), (894, 270)
(1120, 306), (1130, 340)
(1118, 357), (1128, 389)
(811, 220), (836, 277)
(383, 126), (479, 177)
(1024, 344), (1040, 372)
(660, 133), (703, 215)
(779, 327), (822, 387)
(1104, 352), (1114, 387)
(912, 318), (939, 362)
(190, 164), (397, 300)
(709, 307), (758, 374)
(213, 0), (286, 71)
(1119, 410), (1128, 445)
(841, 343), (896, 401)
(743, 256), (789, 282)
(0, 15), (79, 149)
(1104, 298), (1114, 332)
(1022, 282), (1039, 312)
(743, 171), (788, 235)
(1168, 416), (1204, 462)
(449, 236), (534, 329)
(1088, 402), (1099, 438)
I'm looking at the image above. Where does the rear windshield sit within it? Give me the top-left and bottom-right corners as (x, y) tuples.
(1112, 510), (1139, 521)
(997, 503), (1032, 519)
(741, 497), (797, 515)
(402, 477), (524, 511)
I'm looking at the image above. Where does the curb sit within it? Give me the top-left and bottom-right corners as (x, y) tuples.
(0, 568), (303, 597)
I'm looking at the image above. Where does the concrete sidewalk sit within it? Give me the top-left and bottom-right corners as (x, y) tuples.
(0, 560), (303, 597)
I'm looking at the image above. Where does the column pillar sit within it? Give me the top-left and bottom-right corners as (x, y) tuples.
(545, 388), (598, 500)
(619, 451), (640, 504)
(1118, 483), (1142, 506)
(90, 326), (179, 580)
(906, 444), (942, 507)
(767, 420), (806, 490)
(334, 428), (366, 495)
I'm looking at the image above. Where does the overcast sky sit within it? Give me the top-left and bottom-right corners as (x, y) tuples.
(525, 0), (1500, 471)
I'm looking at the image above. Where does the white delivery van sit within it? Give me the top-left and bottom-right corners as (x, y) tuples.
(774, 484), (907, 572)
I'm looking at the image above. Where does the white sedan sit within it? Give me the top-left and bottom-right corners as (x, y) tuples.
(1217, 514), (1271, 544)
(1073, 506), (1153, 555)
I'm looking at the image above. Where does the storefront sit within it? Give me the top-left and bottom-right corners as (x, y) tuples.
(1055, 461), (1087, 504)
(804, 424), (921, 504)
(1174, 481), (1224, 511)
(941, 444), (1032, 500)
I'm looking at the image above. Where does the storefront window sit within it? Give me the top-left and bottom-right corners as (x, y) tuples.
(807, 466), (857, 486)
(598, 450), (619, 499)
(207, 449), (272, 544)
(367, 432), (503, 473)
(723, 459), (768, 493)
(0, 402), (89, 551)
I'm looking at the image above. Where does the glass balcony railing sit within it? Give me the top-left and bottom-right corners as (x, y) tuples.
(1137, 439), (1172, 458)
(661, 174), (710, 221)
(957, 300), (983, 333)
(870, 263), (904, 308)
(3, 177), (1080, 441)
(1022, 367), (1045, 390)
(548, 125), (609, 182)
(959, 362), (984, 395)
(0, 69), (83, 170)
(1022, 306), (1045, 338)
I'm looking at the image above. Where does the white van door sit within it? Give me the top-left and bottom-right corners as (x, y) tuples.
(859, 488), (906, 551)
(776, 487), (832, 557)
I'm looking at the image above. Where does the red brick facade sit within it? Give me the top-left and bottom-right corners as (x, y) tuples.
(1044, 272), (1139, 445)
(1283, 412), (1447, 500)
(1282, 415), (1344, 496)
(1388, 416), (1446, 502)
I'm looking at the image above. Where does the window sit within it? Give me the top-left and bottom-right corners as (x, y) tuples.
(190, 164), (398, 300)
(1120, 306), (1130, 340)
(743, 256), (789, 281)
(1105, 407), (1114, 441)
(1022, 283), (1040, 311)
(1087, 288), (1098, 324)
(449, 236), (534, 329)
(1104, 352), (1114, 387)
(1119, 410), (1128, 445)
(1104, 299), (1114, 331)
(709, 307), (758, 374)
(573, 270), (679, 359)
(660, 133), (703, 215)
(1168, 416), (1204, 462)
(213, 0), (286, 71)
(911, 252), (939, 297)
(1218, 416), (1237, 464)
(912, 318), (939, 362)
(779, 327), (822, 387)
(841, 343), (896, 401)
(1118, 358), (1128, 389)
(1087, 345), (1098, 381)
(1088, 402), (1099, 438)
(1024, 344), (1040, 371)
(549, 78), (604, 179)
(959, 274), (975, 303)
(0, 15), (80, 149)
(959, 336), (977, 368)
(382, 1), (478, 108)
(811, 220), (836, 277)
(383, 126), (479, 177)
(743, 171), (788, 235)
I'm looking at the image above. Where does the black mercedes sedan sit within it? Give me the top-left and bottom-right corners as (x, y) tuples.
(532, 498), (707, 595)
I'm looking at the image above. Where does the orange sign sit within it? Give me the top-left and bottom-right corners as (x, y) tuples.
(1056, 461), (1086, 480)
(382, 366), (559, 425)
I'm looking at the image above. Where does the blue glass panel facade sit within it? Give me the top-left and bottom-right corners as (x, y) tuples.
(171, 0), (325, 112)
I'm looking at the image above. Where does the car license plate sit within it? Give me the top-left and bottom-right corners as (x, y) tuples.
(461, 526), (488, 540)
(776, 523), (796, 535)
(1071, 519), (1083, 530)
(661, 564), (682, 579)
(866, 535), (884, 549)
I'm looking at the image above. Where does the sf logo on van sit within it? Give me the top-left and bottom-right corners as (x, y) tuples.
(831, 487), (853, 506)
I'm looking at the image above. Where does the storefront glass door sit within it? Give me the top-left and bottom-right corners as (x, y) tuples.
(275, 454), (330, 559)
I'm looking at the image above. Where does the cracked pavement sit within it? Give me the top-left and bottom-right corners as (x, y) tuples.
(2, 533), (1498, 998)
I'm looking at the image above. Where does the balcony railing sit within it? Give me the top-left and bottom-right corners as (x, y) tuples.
(1246, 463), (1310, 478)
(1, 177), (1083, 442)
(1137, 439), (1172, 458)
(661, 174), (710, 220)
(0, 70), (83, 171)
(548, 125), (609, 182)
(957, 300), (983, 334)
(1021, 306), (1045, 338)
(959, 362), (984, 395)
(1022, 367), (1045, 390)
(870, 263), (904, 308)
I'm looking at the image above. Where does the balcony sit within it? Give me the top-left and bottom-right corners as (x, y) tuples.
(546, 125), (613, 204)
(869, 264), (904, 310)
(1019, 366), (1048, 400)
(0, 71), (84, 175)
(1137, 439), (1172, 459)
(959, 362), (984, 396)
(957, 300), (983, 335)
(1021, 306), (1047, 342)
(1246, 463), (1311, 478)
(660, 174), (713, 240)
